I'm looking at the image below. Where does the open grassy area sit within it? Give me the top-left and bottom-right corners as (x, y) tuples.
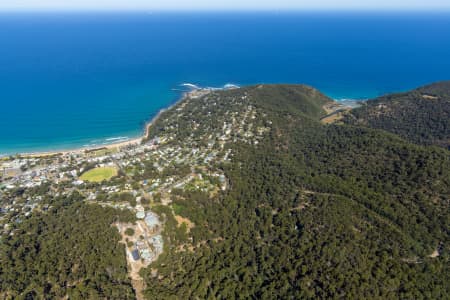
(80, 166), (118, 182)
(85, 148), (118, 157)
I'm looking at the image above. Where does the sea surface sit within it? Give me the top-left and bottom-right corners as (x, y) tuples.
(1, 12), (450, 154)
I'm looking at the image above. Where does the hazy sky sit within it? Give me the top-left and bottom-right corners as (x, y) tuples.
(1, 0), (450, 11)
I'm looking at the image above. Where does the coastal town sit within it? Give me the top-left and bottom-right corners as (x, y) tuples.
(1, 81), (448, 299)
(0, 87), (273, 296)
(2, 5), (449, 298)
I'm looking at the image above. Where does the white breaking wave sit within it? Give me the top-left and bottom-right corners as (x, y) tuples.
(180, 82), (240, 91)
(335, 98), (367, 102)
(180, 83), (201, 90)
(223, 83), (240, 89)
(105, 136), (129, 141)
(82, 136), (130, 148)
(83, 144), (98, 148)
(205, 83), (240, 90)
(334, 98), (364, 108)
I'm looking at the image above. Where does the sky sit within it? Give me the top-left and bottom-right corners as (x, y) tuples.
(1, 0), (450, 11)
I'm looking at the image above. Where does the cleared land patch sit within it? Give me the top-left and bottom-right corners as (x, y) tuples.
(174, 215), (195, 232)
(80, 166), (118, 182)
(321, 109), (351, 124)
(321, 102), (352, 124)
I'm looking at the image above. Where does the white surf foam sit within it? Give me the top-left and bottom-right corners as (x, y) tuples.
(180, 83), (201, 90)
(223, 83), (240, 89)
(334, 98), (365, 108)
(105, 136), (129, 141)
(180, 82), (240, 91)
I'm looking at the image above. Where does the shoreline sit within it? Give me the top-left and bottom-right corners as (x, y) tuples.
(0, 84), (255, 158)
(5, 91), (192, 159)
(0, 86), (363, 159)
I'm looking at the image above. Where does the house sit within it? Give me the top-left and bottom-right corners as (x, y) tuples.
(131, 249), (140, 261)
(136, 211), (145, 219)
(145, 212), (160, 230)
(140, 248), (154, 261)
(151, 235), (164, 252)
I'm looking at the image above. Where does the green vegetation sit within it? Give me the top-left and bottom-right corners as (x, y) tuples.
(125, 228), (135, 236)
(80, 166), (118, 182)
(171, 203), (184, 215)
(1, 83), (449, 299)
(0, 192), (136, 299)
(344, 81), (450, 149)
(84, 147), (118, 157)
(110, 192), (135, 204)
(141, 84), (449, 299)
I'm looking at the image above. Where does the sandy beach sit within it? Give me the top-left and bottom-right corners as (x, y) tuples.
(16, 90), (202, 159)
(20, 137), (143, 158)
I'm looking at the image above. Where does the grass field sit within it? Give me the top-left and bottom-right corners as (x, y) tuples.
(80, 166), (118, 182)
(85, 148), (118, 157)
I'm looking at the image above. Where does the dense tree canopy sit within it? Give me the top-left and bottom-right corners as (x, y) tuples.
(1, 83), (448, 299)
(344, 81), (450, 149)
(0, 192), (136, 299)
(143, 84), (449, 299)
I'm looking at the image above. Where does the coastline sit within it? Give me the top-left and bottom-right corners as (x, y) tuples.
(5, 84), (237, 159)
(10, 91), (192, 159)
(1, 84), (364, 159)
(2, 85), (364, 159)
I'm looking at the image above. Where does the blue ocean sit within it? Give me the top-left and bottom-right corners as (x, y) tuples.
(1, 12), (450, 154)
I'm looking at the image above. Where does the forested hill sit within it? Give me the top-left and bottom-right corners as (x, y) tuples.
(343, 81), (450, 149)
(1, 83), (448, 299)
(143, 84), (449, 299)
(239, 84), (332, 119)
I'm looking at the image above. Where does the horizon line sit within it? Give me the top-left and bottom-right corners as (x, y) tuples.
(1, 8), (450, 13)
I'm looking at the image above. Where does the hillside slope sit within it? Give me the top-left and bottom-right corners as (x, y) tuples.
(1, 83), (448, 299)
(142, 84), (449, 299)
(344, 81), (450, 149)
